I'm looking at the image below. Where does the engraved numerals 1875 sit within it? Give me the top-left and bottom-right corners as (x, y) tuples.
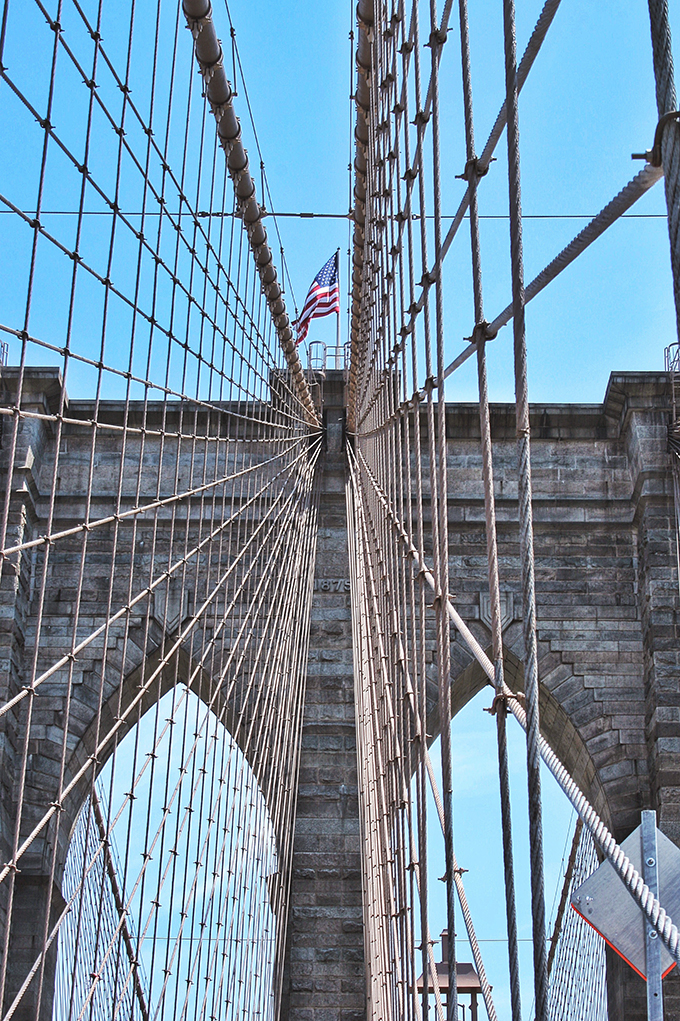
(313, 578), (350, 593)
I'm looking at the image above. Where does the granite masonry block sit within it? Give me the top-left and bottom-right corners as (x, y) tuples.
(2, 373), (678, 1021)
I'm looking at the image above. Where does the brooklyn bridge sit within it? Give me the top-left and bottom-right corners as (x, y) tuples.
(0, 1), (679, 1020)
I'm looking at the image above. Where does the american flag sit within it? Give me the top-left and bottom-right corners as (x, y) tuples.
(294, 251), (340, 345)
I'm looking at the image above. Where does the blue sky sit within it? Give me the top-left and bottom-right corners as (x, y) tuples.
(2, 1), (675, 1015)
(224, 0), (680, 406)
(3, 1), (679, 404)
(215, 1), (679, 1014)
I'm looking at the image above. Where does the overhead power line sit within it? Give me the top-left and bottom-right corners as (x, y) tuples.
(0, 209), (667, 219)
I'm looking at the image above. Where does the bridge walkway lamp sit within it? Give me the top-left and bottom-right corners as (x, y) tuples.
(416, 930), (485, 1021)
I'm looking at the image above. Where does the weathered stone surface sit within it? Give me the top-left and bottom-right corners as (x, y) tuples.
(439, 373), (680, 1019)
(0, 369), (679, 1020)
(280, 394), (365, 1021)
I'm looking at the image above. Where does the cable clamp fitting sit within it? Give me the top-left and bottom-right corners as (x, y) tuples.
(467, 320), (497, 345)
(426, 27), (449, 49)
(456, 155), (495, 182)
(485, 689), (526, 715)
(485, 691), (507, 715)
(199, 54), (224, 87)
(632, 110), (680, 167)
(210, 99), (232, 123)
(185, 15), (211, 40)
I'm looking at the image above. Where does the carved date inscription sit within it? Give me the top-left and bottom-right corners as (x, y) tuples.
(314, 578), (350, 593)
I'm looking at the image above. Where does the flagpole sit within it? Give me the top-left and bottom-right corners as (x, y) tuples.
(336, 248), (341, 355)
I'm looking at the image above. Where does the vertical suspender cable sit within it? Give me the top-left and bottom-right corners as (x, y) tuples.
(456, 0), (522, 1015)
(648, 0), (680, 339)
(427, 2), (457, 1016)
(395, 11), (433, 1012)
(648, 3), (680, 660)
(181, 0), (319, 428)
(501, 0), (549, 1018)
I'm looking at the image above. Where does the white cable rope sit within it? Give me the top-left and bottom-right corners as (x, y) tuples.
(0, 3), (321, 1020)
(347, 443), (498, 1021)
(354, 442), (680, 968)
(442, 162), (665, 380)
(0, 0), (678, 1018)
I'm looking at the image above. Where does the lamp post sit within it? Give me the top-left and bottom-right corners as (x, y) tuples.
(416, 931), (486, 1021)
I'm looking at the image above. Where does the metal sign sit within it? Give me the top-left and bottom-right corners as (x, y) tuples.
(571, 816), (680, 982)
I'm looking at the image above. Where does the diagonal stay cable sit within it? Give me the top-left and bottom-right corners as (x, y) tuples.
(12, 445), (319, 877)
(0, 440), (320, 1021)
(0, 400), (303, 442)
(0, 440), (316, 746)
(444, 162), (664, 379)
(0, 191), (292, 420)
(0, 438), (307, 558)
(99, 454), (319, 855)
(354, 442), (680, 968)
(345, 462), (445, 1021)
(355, 0), (563, 430)
(33, 436), (319, 861)
(132, 468), (318, 1021)
(354, 161), (665, 444)
(0, 321), (307, 432)
(348, 443), (498, 1021)
(90, 789), (151, 1021)
(439, 0), (562, 264)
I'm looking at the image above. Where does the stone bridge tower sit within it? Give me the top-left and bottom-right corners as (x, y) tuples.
(0, 367), (678, 1020)
(280, 369), (680, 1020)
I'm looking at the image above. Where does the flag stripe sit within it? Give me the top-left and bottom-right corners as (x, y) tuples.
(300, 295), (340, 317)
(295, 252), (340, 344)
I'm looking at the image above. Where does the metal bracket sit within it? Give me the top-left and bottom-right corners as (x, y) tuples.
(642, 810), (664, 1021)
(456, 156), (495, 182)
(632, 110), (680, 167)
(484, 689), (525, 716)
(468, 321), (498, 346)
